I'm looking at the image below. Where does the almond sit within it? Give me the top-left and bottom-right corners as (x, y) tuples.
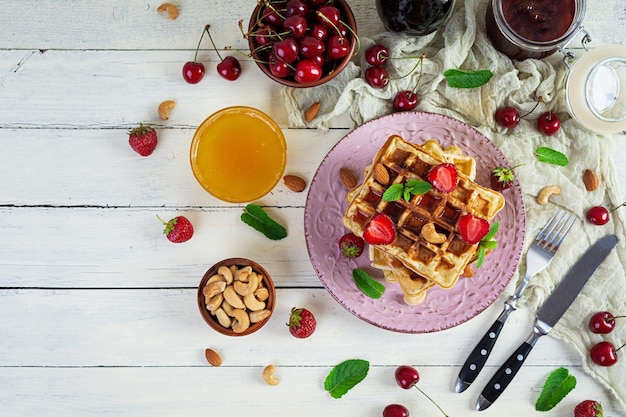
(373, 163), (390, 185)
(339, 168), (357, 189)
(283, 175), (307, 192)
(205, 348), (222, 366)
(583, 169), (598, 191)
(304, 102), (321, 122)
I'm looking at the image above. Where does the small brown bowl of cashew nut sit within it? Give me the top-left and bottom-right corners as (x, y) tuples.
(197, 258), (276, 336)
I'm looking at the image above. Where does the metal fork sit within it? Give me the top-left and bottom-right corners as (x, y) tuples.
(455, 210), (576, 393)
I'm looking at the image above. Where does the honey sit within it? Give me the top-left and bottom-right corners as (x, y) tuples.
(190, 107), (286, 203)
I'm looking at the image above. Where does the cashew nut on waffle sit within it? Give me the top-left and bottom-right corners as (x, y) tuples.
(343, 135), (505, 305)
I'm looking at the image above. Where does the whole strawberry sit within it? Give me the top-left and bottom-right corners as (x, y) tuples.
(287, 307), (316, 338)
(574, 400), (603, 417)
(158, 215), (194, 243)
(490, 164), (521, 191)
(338, 233), (365, 258)
(128, 123), (157, 156)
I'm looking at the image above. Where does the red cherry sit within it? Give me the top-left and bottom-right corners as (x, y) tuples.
(365, 66), (389, 88)
(495, 106), (520, 128)
(299, 35), (325, 58)
(382, 404), (409, 417)
(286, 0), (308, 16)
(586, 206), (610, 225)
(252, 26), (276, 47)
(273, 37), (299, 63)
(284, 15), (307, 38)
(316, 6), (341, 28)
(268, 54), (293, 78)
(216, 56), (241, 81)
(365, 44), (390, 66)
(589, 311), (619, 334)
(537, 111), (560, 135)
(393, 91), (419, 112)
(182, 61), (205, 84)
(327, 34), (350, 60)
(309, 23), (328, 40)
(395, 365), (420, 389)
(294, 59), (322, 83)
(590, 341), (619, 366)
(262, 6), (283, 26)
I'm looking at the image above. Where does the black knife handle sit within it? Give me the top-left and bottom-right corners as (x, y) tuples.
(477, 341), (535, 409)
(456, 319), (505, 390)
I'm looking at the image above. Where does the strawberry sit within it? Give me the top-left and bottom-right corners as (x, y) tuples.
(490, 165), (519, 191)
(458, 214), (490, 244)
(338, 232), (365, 258)
(158, 215), (194, 243)
(427, 163), (458, 193)
(363, 213), (396, 245)
(574, 400), (603, 417)
(287, 307), (316, 338)
(128, 123), (158, 156)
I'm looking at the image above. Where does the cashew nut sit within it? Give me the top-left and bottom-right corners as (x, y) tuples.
(234, 273), (260, 296)
(537, 185), (561, 205)
(249, 309), (272, 323)
(234, 266), (253, 282)
(231, 309), (250, 333)
(206, 273), (225, 285)
(205, 292), (224, 313)
(254, 287), (269, 302)
(262, 364), (280, 386)
(203, 280), (226, 299)
(421, 222), (447, 244)
(243, 293), (266, 311)
(221, 300), (235, 317)
(215, 308), (232, 328)
(157, 100), (176, 120)
(223, 285), (245, 309)
(217, 265), (233, 284)
(156, 3), (179, 20)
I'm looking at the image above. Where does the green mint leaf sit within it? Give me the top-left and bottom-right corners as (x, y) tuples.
(382, 183), (404, 201)
(535, 367), (577, 411)
(476, 222), (498, 269)
(483, 222), (499, 241)
(240, 204), (287, 240)
(476, 246), (486, 268)
(444, 69), (493, 88)
(535, 147), (569, 166)
(324, 359), (370, 399)
(405, 179), (432, 195)
(353, 268), (385, 299)
(482, 241), (498, 250)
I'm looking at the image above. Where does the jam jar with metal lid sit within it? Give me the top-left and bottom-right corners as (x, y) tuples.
(486, 0), (586, 60)
(376, 0), (456, 36)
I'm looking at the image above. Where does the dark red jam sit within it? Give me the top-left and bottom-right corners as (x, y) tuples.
(486, 0), (578, 60)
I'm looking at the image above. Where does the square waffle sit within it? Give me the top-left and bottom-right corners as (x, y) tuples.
(343, 135), (505, 293)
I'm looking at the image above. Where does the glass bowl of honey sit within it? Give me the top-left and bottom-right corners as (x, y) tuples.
(190, 106), (287, 203)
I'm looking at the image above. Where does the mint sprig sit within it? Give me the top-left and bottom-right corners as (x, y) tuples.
(535, 147), (569, 166)
(382, 179), (432, 202)
(240, 204), (287, 240)
(476, 222), (498, 268)
(535, 367), (577, 411)
(353, 268), (385, 299)
(324, 359), (370, 399)
(444, 69), (493, 88)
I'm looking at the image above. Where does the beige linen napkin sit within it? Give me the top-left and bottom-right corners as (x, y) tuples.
(281, 0), (626, 411)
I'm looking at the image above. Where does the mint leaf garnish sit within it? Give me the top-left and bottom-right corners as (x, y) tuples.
(476, 222), (498, 268)
(324, 359), (370, 399)
(353, 268), (385, 299)
(382, 180), (431, 202)
(240, 204), (287, 240)
(535, 147), (569, 166)
(444, 69), (493, 88)
(535, 367), (577, 411)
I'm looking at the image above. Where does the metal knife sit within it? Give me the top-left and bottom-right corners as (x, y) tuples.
(476, 234), (619, 411)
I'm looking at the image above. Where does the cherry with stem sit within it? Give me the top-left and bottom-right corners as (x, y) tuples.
(183, 25), (210, 84)
(393, 53), (426, 112)
(590, 340), (626, 366)
(204, 25), (242, 81)
(587, 200), (626, 226)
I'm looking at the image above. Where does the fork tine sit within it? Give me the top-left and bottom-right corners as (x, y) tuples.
(552, 215), (576, 249)
(536, 210), (576, 250)
(535, 210), (561, 242)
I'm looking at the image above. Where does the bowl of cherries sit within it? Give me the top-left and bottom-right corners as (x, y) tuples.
(247, 0), (358, 88)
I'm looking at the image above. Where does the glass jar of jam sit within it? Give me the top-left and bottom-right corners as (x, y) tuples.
(376, 0), (456, 36)
(486, 0), (586, 60)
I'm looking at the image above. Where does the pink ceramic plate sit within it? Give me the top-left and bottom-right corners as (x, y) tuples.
(304, 112), (526, 333)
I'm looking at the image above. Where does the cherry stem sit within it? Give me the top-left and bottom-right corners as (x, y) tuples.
(413, 385), (448, 417)
(193, 25), (210, 63)
(519, 96), (544, 119)
(339, 18), (361, 56)
(539, 96), (554, 120)
(616, 342), (626, 352)
(390, 53), (426, 84)
(204, 25), (223, 61)
(610, 201), (626, 213)
(263, 0), (286, 20)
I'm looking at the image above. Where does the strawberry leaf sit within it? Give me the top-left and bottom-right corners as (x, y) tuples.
(535, 367), (577, 411)
(353, 268), (385, 299)
(535, 147), (569, 166)
(444, 69), (493, 88)
(241, 204), (287, 240)
(324, 359), (370, 399)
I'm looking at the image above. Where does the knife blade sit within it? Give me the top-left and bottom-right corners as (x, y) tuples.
(476, 234), (618, 411)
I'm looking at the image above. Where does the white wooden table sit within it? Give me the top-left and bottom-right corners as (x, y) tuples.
(1, 1), (625, 416)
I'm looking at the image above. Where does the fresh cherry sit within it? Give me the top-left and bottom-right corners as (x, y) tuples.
(382, 404), (409, 417)
(204, 25), (242, 81)
(262, 6), (284, 26)
(365, 66), (389, 88)
(299, 35), (325, 58)
(316, 6), (341, 28)
(182, 25), (209, 84)
(495, 106), (521, 128)
(294, 59), (322, 83)
(365, 44), (390, 66)
(284, 15), (308, 38)
(589, 311), (626, 334)
(309, 23), (328, 41)
(269, 55), (293, 78)
(286, 0), (308, 17)
(393, 91), (419, 111)
(537, 111), (560, 135)
(590, 341), (625, 366)
(327, 34), (350, 60)
(273, 37), (299, 63)
(586, 206), (610, 225)
(394, 366), (448, 416)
